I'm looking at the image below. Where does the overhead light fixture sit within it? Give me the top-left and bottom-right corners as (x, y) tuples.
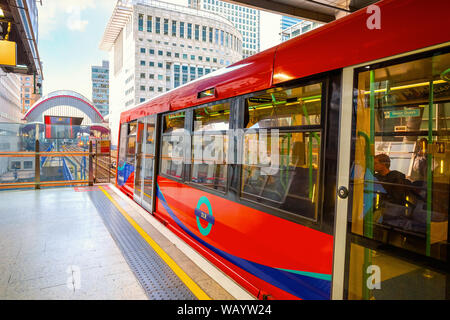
(0, 8), (4, 18)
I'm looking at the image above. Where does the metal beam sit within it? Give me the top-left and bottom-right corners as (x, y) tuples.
(225, 0), (336, 22)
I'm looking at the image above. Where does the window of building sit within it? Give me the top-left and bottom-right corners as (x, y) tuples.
(202, 26), (207, 42)
(187, 23), (192, 39)
(147, 16), (152, 32)
(155, 17), (160, 34)
(140, 48), (146, 53)
(138, 14), (144, 31)
(163, 18), (169, 35)
(180, 22), (185, 38)
(195, 24), (200, 40)
(172, 20), (177, 36)
(140, 60), (146, 66)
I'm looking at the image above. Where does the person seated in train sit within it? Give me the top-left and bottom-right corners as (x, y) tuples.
(373, 153), (414, 227)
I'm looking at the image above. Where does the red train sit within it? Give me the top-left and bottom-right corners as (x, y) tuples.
(116, 0), (450, 300)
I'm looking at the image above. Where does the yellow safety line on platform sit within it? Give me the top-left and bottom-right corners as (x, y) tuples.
(98, 186), (211, 300)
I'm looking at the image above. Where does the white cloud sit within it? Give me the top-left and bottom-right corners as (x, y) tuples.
(38, 0), (98, 37)
(66, 6), (89, 32)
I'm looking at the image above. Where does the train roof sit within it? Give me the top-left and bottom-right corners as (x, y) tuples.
(120, 0), (450, 124)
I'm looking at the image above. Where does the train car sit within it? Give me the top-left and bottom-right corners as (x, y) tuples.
(116, 0), (450, 300)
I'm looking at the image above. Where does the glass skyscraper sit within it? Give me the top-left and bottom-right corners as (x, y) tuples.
(280, 16), (301, 42)
(91, 60), (109, 117)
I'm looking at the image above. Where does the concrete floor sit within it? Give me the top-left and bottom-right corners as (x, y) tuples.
(0, 185), (241, 300)
(0, 187), (147, 299)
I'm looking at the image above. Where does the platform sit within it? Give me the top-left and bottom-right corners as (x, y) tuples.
(0, 184), (253, 300)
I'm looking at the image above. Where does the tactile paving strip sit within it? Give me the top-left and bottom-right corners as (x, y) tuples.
(88, 189), (197, 300)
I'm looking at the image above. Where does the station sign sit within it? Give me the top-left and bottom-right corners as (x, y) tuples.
(0, 40), (17, 66)
(384, 108), (420, 119)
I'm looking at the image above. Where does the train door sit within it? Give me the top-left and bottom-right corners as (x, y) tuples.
(334, 46), (450, 299)
(133, 115), (157, 212)
(133, 119), (145, 204)
(141, 115), (157, 212)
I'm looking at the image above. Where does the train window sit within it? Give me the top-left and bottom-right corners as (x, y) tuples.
(126, 122), (137, 164)
(23, 161), (33, 169)
(160, 111), (186, 179)
(347, 51), (450, 299)
(191, 103), (230, 191)
(241, 83), (323, 220)
(246, 83), (322, 129)
(118, 123), (128, 166)
(11, 161), (21, 170)
(117, 122), (137, 187)
(193, 103), (230, 131)
(163, 111), (185, 133)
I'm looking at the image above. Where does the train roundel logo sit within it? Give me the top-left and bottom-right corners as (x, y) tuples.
(195, 196), (215, 236)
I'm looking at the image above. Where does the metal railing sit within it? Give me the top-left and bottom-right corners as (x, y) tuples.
(0, 140), (114, 190)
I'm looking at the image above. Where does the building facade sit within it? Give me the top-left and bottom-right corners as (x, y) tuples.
(19, 74), (42, 114)
(188, 0), (260, 58)
(0, 70), (22, 122)
(280, 19), (323, 42)
(91, 60), (110, 117)
(100, 0), (243, 145)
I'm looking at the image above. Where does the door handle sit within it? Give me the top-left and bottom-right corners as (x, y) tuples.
(337, 186), (349, 199)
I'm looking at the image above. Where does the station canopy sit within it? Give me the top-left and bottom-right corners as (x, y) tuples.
(22, 90), (105, 124)
(229, 0), (378, 22)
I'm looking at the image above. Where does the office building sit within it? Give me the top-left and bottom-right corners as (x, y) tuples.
(188, 0), (260, 58)
(280, 16), (301, 42)
(91, 60), (110, 117)
(100, 0), (243, 145)
(19, 74), (42, 114)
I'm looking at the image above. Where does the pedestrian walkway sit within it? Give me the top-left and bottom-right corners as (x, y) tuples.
(0, 184), (250, 300)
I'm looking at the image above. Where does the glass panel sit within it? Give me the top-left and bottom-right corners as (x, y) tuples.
(160, 134), (185, 179)
(347, 243), (448, 300)
(241, 130), (321, 220)
(142, 115), (156, 211)
(246, 83), (322, 129)
(134, 120), (145, 203)
(347, 52), (450, 299)
(191, 133), (228, 191)
(161, 111), (185, 179)
(191, 103), (230, 191)
(193, 103), (230, 131)
(117, 122), (136, 188)
(163, 111), (185, 133)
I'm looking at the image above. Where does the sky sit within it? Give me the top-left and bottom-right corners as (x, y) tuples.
(37, 0), (282, 100)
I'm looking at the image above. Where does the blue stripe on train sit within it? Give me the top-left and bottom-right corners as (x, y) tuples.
(156, 184), (331, 300)
(117, 162), (134, 186)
